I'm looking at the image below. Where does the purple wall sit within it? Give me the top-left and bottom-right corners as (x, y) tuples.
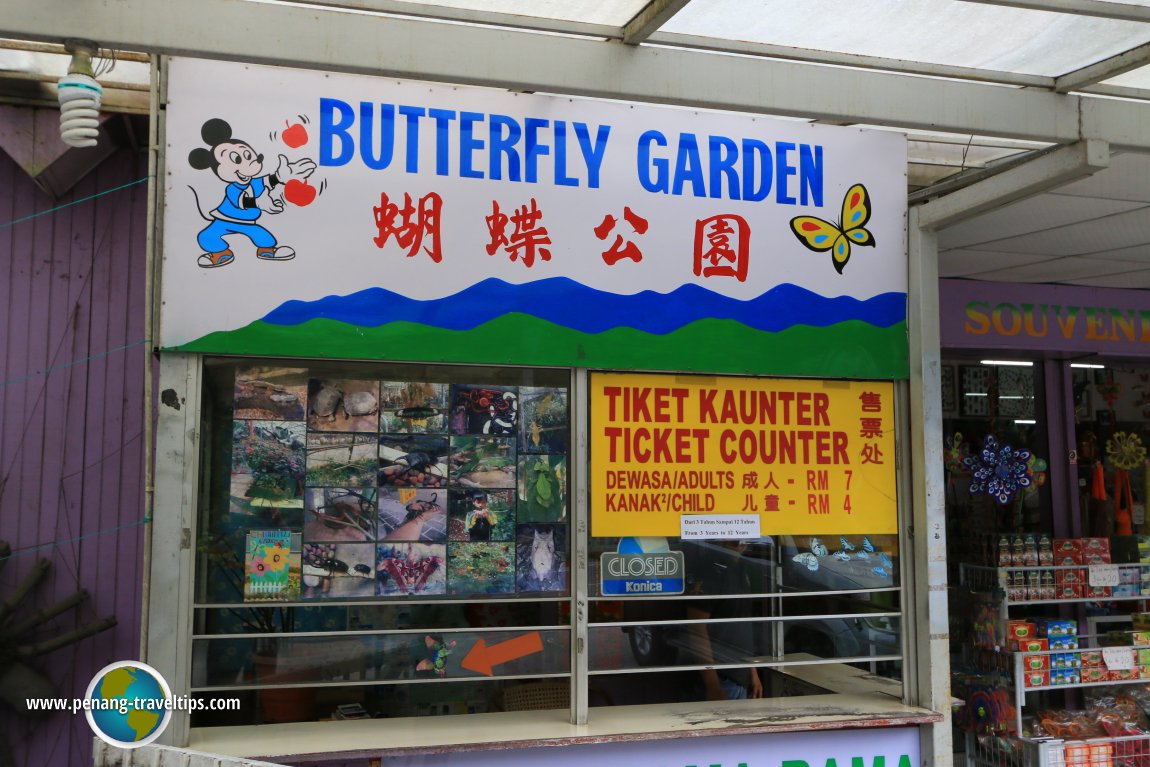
(0, 139), (148, 766)
(940, 278), (1150, 355)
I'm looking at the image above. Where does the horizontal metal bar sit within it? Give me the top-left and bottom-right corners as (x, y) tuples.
(194, 596), (569, 609)
(587, 655), (903, 676)
(191, 671), (571, 693)
(593, 611), (902, 630)
(193, 624), (571, 640)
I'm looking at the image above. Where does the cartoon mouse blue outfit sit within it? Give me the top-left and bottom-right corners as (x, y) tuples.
(197, 177), (279, 255)
(189, 117), (317, 268)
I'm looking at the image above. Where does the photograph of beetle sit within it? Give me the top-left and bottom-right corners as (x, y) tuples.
(379, 434), (449, 487)
(300, 542), (377, 599)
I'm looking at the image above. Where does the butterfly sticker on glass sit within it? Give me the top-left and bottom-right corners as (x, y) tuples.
(789, 183), (875, 274)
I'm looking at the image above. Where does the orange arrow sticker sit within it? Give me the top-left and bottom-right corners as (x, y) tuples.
(461, 632), (544, 676)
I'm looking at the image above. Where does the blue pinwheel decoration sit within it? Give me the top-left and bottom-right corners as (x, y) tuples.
(962, 434), (1031, 505)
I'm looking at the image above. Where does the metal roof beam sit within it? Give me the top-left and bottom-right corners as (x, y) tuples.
(956, 0), (1150, 22)
(1055, 40), (1150, 92)
(647, 31), (1053, 87)
(623, 0), (693, 45)
(915, 139), (1110, 230)
(6, 0), (1150, 148)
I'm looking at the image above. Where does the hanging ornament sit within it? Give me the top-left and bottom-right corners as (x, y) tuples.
(1024, 454), (1048, 497)
(1107, 432), (1147, 471)
(1097, 374), (1121, 410)
(1107, 432), (1145, 536)
(962, 434), (1032, 505)
(1092, 462), (1108, 501)
(945, 433), (967, 475)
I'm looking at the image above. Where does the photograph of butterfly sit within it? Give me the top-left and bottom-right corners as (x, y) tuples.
(788, 183), (875, 274)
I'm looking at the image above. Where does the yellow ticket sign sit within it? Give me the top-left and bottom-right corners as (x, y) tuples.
(590, 372), (897, 538)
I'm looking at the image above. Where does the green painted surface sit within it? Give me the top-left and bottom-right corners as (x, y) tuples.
(174, 314), (909, 379)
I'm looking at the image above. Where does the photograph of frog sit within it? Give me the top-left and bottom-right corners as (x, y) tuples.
(378, 488), (447, 543)
(308, 378), (380, 433)
(377, 543), (447, 597)
(303, 488), (377, 543)
(231, 420), (306, 517)
(379, 434), (449, 488)
(234, 366), (308, 421)
(517, 455), (566, 523)
(450, 385), (519, 436)
(380, 381), (450, 434)
(447, 488), (514, 542)
(515, 524), (567, 594)
(301, 542), (377, 599)
(449, 436), (516, 488)
(519, 387), (567, 455)
(446, 541), (515, 595)
(305, 431), (378, 487)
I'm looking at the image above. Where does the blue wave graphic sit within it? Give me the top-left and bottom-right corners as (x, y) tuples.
(261, 278), (906, 335)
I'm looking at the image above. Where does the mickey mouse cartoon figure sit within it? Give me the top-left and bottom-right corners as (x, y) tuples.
(188, 117), (317, 268)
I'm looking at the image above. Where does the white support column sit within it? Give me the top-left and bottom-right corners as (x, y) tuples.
(907, 208), (952, 766)
(148, 353), (202, 747)
(571, 368), (590, 725)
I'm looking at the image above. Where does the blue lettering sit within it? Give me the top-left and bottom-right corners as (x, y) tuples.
(637, 130), (668, 193)
(776, 141), (797, 205)
(554, 121), (577, 187)
(799, 144), (823, 206)
(427, 108), (456, 176)
(709, 135), (740, 200)
(359, 102), (395, 171)
(742, 139), (772, 202)
(489, 114), (522, 182)
(575, 123), (611, 189)
(398, 105), (425, 173)
(672, 133), (705, 197)
(319, 97), (354, 166)
(524, 118), (550, 183)
(459, 111), (485, 179)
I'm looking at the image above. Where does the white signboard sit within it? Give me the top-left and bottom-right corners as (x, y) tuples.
(161, 58), (908, 378)
(382, 728), (920, 767)
(681, 514), (761, 540)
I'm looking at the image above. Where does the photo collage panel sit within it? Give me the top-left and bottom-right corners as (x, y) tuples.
(230, 368), (569, 601)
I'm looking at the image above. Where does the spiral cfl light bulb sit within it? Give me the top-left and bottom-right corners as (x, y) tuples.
(57, 74), (103, 148)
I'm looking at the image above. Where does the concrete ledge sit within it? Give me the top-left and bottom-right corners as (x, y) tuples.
(188, 693), (941, 764)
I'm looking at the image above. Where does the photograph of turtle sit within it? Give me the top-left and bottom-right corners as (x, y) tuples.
(301, 541), (378, 599)
(516, 455), (566, 522)
(446, 541), (515, 595)
(518, 387), (567, 455)
(234, 366), (308, 421)
(231, 420), (306, 511)
(380, 381), (450, 434)
(303, 488), (377, 543)
(379, 434), (450, 487)
(515, 524), (567, 593)
(449, 385), (519, 435)
(305, 432), (378, 487)
(244, 530), (301, 602)
(449, 436), (516, 488)
(447, 489), (514, 542)
(307, 378), (380, 432)
(376, 543), (447, 596)
(377, 488), (447, 543)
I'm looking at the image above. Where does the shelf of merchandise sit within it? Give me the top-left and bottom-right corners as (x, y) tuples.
(959, 563), (1150, 765)
(965, 730), (1150, 767)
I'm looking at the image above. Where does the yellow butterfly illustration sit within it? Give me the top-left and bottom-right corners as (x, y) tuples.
(789, 184), (875, 274)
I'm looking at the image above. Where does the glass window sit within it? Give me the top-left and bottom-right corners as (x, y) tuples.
(192, 359), (571, 725)
(191, 361), (905, 724)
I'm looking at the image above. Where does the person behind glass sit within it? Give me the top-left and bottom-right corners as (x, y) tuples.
(685, 539), (763, 700)
(465, 490), (493, 541)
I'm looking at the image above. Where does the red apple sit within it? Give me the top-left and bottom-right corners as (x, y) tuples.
(282, 121), (308, 148)
(284, 178), (317, 206)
